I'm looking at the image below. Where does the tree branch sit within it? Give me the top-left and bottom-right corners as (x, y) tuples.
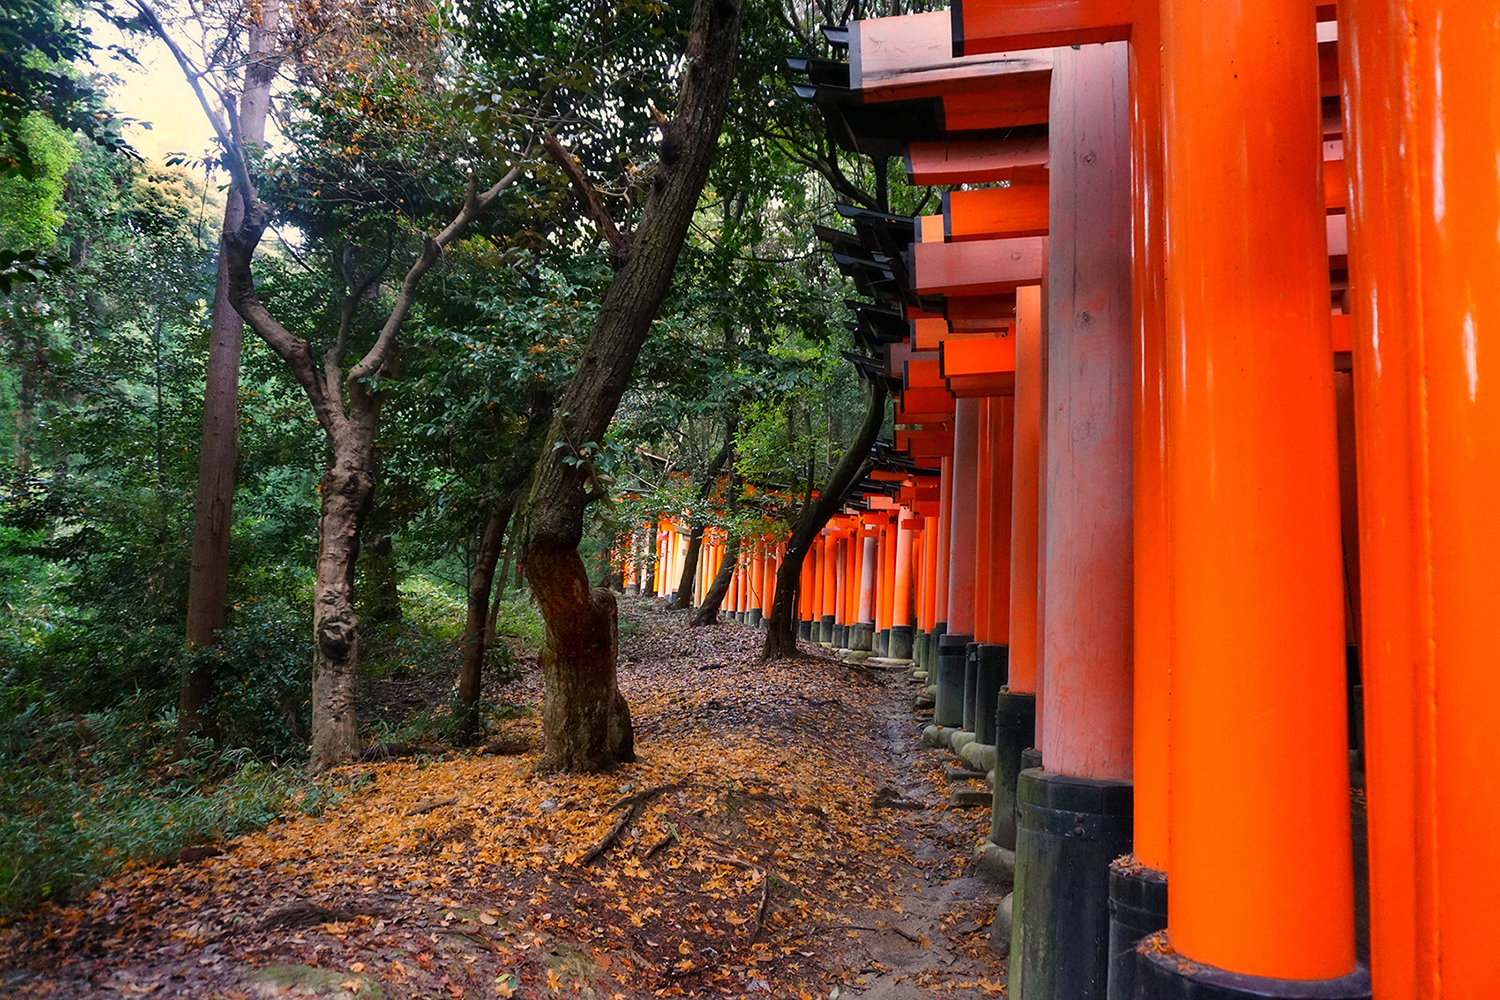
(348, 156), (529, 383)
(542, 132), (630, 269)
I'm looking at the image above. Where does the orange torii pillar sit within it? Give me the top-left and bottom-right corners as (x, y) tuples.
(963, 401), (995, 733)
(818, 531), (838, 644)
(760, 543), (777, 628)
(853, 527), (878, 651)
(991, 284), (1045, 853)
(747, 539), (765, 626)
(872, 514), (891, 655)
(832, 532), (850, 647)
(798, 544), (817, 640)
(1010, 42), (1135, 1000)
(725, 545), (740, 618)
(889, 511), (917, 659)
(935, 399), (981, 728)
(928, 456), (954, 675)
(1109, 0), (1171, 991)
(974, 396), (1015, 747)
(918, 513), (940, 674)
(843, 524), (862, 647)
(1336, 1), (1500, 996)
(1134, 0), (1364, 996)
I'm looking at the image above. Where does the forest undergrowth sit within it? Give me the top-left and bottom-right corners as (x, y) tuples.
(0, 600), (1008, 999)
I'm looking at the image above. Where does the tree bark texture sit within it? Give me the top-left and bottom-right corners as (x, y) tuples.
(670, 420), (735, 610)
(179, 1), (280, 749)
(524, 0), (741, 772)
(456, 500), (511, 741)
(762, 379), (888, 659)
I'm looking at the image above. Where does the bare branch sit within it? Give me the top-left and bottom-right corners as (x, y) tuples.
(542, 132), (630, 268)
(348, 156), (530, 384)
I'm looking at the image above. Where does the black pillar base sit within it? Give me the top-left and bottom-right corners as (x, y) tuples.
(935, 633), (973, 728)
(962, 642), (982, 731)
(626, 584), (640, 596)
(819, 614), (835, 644)
(834, 623), (849, 648)
(666, 591), (677, 605)
(851, 621), (875, 652)
(1134, 936), (1370, 1000)
(929, 622), (947, 672)
(889, 623), (915, 660)
(875, 628), (890, 656)
(1107, 862), (1167, 1000)
(973, 644), (1010, 745)
(1011, 769), (1133, 1000)
(798, 620), (813, 640)
(747, 609), (762, 626)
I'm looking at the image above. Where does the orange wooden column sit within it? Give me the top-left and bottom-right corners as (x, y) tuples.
(935, 456), (954, 637)
(819, 531), (838, 642)
(832, 535), (848, 644)
(890, 511), (916, 659)
(1130, 0), (1171, 882)
(855, 529), (877, 651)
(921, 514), (940, 659)
(935, 399), (980, 727)
(973, 401), (994, 643)
(1144, 0), (1359, 988)
(799, 544), (817, 636)
(1007, 285), (1044, 697)
(1340, 1), (1500, 994)
(762, 544), (777, 622)
(984, 396), (1015, 644)
(875, 515), (894, 653)
(1009, 42), (1135, 1000)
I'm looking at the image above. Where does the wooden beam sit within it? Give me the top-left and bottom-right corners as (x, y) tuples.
(952, 0), (1134, 57)
(912, 236), (1046, 296)
(905, 136), (1049, 186)
(945, 183), (1050, 240)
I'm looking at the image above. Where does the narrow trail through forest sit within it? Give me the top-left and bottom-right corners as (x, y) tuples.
(2, 602), (1008, 999)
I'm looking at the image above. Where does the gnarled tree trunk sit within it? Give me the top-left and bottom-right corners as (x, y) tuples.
(456, 500), (510, 741)
(691, 531), (739, 626)
(762, 378), (888, 659)
(524, 0), (741, 772)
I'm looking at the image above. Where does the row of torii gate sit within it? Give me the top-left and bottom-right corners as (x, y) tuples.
(618, 1), (1494, 998)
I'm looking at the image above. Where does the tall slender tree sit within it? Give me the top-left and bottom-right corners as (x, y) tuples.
(522, 0), (742, 772)
(178, 0), (280, 750)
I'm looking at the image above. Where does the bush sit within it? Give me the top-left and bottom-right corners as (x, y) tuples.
(0, 691), (323, 918)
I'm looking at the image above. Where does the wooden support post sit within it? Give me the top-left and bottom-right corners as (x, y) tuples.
(1139, 0), (1362, 993)
(1338, 0), (1500, 994)
(1010, 42), (1134, 1000)
(1008, 286), (1045, 697)
(820, 532), (838, 643)
(799, 545), (816, 639)
(936, 399), (981, 727)
(891, 511), (916, 659)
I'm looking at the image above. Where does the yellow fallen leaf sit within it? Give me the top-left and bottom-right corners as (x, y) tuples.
(546, 969), (563, 992)
(480, 912), (497, 925)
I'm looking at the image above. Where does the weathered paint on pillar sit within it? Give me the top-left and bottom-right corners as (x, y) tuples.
(1008, 285), (1045, 694)
(946, 399), (981, 635)
(986, 396), (1015, 643)
(922, 515), (939, 632)
(1040, 40), (1134, 781)
(973, 400), (994, 643)
(1341, 1), (1500, 992)
(936, 456), (953, 626)
(893, 513), (915, 628)
(1161, 0), (1354, 977)
(859, 534), (878, 623)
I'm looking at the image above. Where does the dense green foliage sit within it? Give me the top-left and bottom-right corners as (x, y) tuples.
(0, 0), (933, 917)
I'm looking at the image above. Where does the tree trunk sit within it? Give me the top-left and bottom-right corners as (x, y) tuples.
(762, 378), (888, 659)
(179, 0), (280, 750)
(670, 418), (735, 610)
(456, 500), (511, 742)
(309, 430), (375, 770)
(691, 531), (740, 626)
(524, 0), (741, 772)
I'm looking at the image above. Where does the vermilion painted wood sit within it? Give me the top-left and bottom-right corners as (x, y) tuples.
(890, 340), (940, 375)
(945, 399), (981, 635)
(821, 532), (838, 625)
(1162, 0), (1354, 976)
(952, 0), (1133, 56)
(905, 136), (1050, 186)
(1007, 284), (1044, 694)
(947, 373), (1017, 397)
(858, 534), (877, 624)
(973, 400), (994, 644)
(901, 387), (958, 414)
(876, 517), (894, 633)
(905, 357), (946, 390)
(852, 9), (1053, 97)
(941, 336), (1017, 377)
(918, 215), (945, 245)
(945, 184), (1050, 240)
(986, 397), (1016, 643)
(907, 436), (955, 459)
(1342, 1), (1500, 992)
(922, 516), (940, 632)
(1038, 42), (1134, 782)
(1324, 142), (1348, 212)
(936, 456), (953, 626)
(947, 294), (1017, 331)
(1130, 0), (1170, 874)
(800, 546), (816, 624)
(912, 237), (1046, 296)
(893, 515), (917, 629)
(1333, 373), (1361, 644)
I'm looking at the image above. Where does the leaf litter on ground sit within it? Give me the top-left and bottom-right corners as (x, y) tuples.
(0, 600), (1007, 999)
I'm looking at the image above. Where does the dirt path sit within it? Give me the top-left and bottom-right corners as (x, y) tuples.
(1, 601), (1008, 999)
